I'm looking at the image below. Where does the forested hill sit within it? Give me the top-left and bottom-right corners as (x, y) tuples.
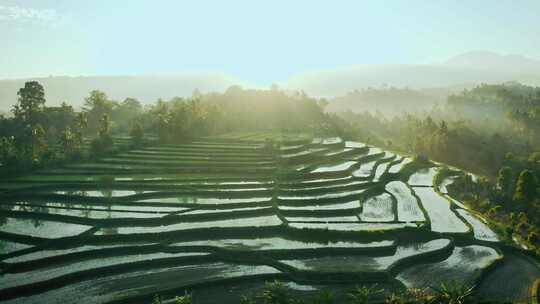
(0, 74), (237, 111)
(326, 87), (448, 116)
(287, 51), (540, 97)
(336, 82), (540, 179)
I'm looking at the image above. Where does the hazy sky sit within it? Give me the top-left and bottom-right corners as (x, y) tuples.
(1, 0), (540, 84)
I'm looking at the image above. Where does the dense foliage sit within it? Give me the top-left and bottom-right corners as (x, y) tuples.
(336, 82), (540, 253)
(0, 82), (342, 175)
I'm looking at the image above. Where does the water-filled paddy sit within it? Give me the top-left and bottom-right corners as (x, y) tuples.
(352, 160), (378, 177)
(0, 263), (281, 304)
(386, 182), (425, 222)
(372, 162), (390, 181)
(53, 190), (141, 197)
(4, 244), (135, 263)
(289, 222), (415, 231)
(283, 176), (352, 186)
(456, 209), (499, 242)
(286, 216), (360, 223)
(1, 252), (211, 289)
(360, 193), (394, 222)
(310, 161), (357, 173)
(414, 187), (469, 233)
(8, 201), (185, 213)
(396, 245), (500, 288)
(279, 181), (368, 195)
(176, 237), (394, 251)
(136, 197), (272, 204)
(344, 141), (365, 148)
(278, 200), (360, 211)
(281, 239), (450, 272)
(9, 204), (174, 219)
(0, 137), (524, 302)
(323, 148), (354, 157)
(278, 189), (366, 201)
(408, 167), (438, 186)
(1, 217), (92, 238)
(0, 240), (32, 254)
(100, 215), (283, 234)
(388, 157), (413, 174)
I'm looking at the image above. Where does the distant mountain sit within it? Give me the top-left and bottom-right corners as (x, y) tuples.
(443, 51), (540, 72)
(326, 87), (447, 116)
(2, 51), (540, 113)
(286, 51), (540, 97)
(0, 74), (239, 111)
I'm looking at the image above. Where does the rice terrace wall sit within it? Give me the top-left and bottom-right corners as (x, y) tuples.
(0, 134), (539, 303)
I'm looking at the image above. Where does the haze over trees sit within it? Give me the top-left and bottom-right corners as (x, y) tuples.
(333, 82), (540, 260)
(0, 81), (342, 173)
(326, 87), (446, 116)
(2, 51), (540, 114)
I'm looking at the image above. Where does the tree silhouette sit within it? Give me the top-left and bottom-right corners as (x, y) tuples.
(13, 81), (46, 126)
(513, 170), (537, 203)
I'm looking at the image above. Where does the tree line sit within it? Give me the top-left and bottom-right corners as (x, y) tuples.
(0, 82), (343, 175)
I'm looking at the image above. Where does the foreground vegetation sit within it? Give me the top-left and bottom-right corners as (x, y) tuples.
(154, 280), (481, 304)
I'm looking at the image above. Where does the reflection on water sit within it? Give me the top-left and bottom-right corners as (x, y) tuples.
(0, 239), (32, 254)
(281, 239), (450, 272)
(0, 138), (508, 303)
(179, 197), (198, 204)
(1, 217), (92, 238)
(53, 190), (139, 198)
(396, 245), (500, 288)
(100, 205), (118, 235)
(0, 203), (15, 226)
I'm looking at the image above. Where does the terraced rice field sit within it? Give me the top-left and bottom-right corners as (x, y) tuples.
(0, 137), (537, 303)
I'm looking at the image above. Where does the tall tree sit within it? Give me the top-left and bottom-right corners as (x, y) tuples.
(74, 112), (87, 146)
(129, 119), (144, 146)
(83, 90), (114, 134)
(111, 97), (143, 132)
(13, 81), (46, 125)
(513, 170), (537, 203)
(30, 124), (48, 165)
(90, 114), (114, 157)
(497, 166), (514, 198)
(58, 127), (81, 160)
(0, 136), (18, 169)
(98, 114), (112, 141)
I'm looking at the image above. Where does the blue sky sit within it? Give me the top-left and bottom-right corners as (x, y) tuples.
(1, 0), (540, 85)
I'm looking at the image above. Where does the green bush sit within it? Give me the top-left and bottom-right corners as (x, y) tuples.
(312, 290), (333, 304)
(431, 281), (475, 304)
(151, 294), (162, 304)
(528, 231), (540, 246)
(175, 293), (193, 304)
(150, 292), (192, 304)
(348, 285), (382, 304)
(385, 288), (431, 304)
(260, 281), (295, 304)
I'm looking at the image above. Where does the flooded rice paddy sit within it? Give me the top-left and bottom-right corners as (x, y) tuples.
(0, 137), (534, 303)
